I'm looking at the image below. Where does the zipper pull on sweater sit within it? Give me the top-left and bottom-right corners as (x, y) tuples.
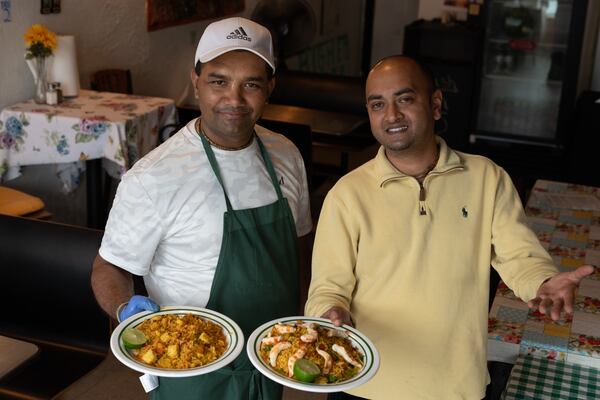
(419, 183), (427, 215)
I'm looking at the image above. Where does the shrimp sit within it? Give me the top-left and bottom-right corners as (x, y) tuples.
(316, 347), (332, 374)
(332, 344), (362, 368)
(261, 335), (283, 348)
(300, 325), (318, 343)
(269, 342), (291, 367)
(287, 343), (308, 377)
(273, 323), (296, 334)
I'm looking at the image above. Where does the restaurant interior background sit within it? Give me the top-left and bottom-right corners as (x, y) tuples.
(1, 1), (600, 399)
(0, 0), (599, 227)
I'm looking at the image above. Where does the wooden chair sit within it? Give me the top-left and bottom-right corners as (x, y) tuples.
(257, 118), (313, 190)
(90, 69), (133, 94)
(158, 122), (184, 144)
(158, 105), (201, 144)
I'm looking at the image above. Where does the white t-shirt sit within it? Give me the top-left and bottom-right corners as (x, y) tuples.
(99, 119), (312, 307)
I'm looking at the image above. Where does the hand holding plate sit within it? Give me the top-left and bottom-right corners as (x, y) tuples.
(321, 306), (353, 327)
(118, 295), (160, 322)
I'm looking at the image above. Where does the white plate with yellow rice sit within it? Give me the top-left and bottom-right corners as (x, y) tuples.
(247, 316), (379, 393)
(110, 306), (243, 377)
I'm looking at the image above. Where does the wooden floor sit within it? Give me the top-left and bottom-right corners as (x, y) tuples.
(284, 387), (327, 400)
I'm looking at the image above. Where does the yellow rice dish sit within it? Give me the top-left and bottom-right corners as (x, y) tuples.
(131, 313), (227, 369)
(259, 320), (363, 384)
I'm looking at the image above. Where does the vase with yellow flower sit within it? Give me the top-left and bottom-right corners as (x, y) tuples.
(24, 24), (57, 104)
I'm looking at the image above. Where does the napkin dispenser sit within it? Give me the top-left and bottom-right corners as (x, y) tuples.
(49, 35), (80, 97)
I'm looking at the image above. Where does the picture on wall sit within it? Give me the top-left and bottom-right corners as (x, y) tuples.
(40, 0), (58, 14)
(146, 0), (245, 31)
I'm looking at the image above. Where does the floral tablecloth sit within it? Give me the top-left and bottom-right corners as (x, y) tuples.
(0, 90), (177, 188)
(488, 180), (600, 368)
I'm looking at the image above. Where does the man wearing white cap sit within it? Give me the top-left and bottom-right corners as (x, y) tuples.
(91, 17), (312, 399)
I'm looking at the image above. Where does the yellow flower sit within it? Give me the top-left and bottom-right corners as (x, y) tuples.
(23, 24), (57, 59)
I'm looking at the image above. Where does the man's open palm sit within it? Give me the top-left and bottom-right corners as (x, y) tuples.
(528, 264), (596, 320)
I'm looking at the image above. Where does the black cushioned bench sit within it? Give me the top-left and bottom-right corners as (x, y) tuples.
(0, 215), (110, 400)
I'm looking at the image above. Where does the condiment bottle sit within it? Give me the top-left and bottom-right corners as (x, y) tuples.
(51, 82), (63, 103)
(46, 84), (58, 105)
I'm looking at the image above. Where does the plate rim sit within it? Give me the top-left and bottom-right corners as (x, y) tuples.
(246, 315), (380, 393)
(110, 306), (244, 378)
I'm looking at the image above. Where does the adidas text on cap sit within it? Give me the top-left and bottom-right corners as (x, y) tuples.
(195, 17), (275, 72)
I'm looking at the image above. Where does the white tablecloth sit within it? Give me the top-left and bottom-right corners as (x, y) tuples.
(0, 90), (177, 189)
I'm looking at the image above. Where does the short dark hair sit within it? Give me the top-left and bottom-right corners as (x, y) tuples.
(372, 55), (437, 94)
(194, 58), (274, 81)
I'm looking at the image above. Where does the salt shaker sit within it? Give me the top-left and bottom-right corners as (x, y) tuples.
(46, 84), (58, 105)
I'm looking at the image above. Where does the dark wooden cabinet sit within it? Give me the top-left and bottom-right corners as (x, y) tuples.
(403, 20), (483, 152)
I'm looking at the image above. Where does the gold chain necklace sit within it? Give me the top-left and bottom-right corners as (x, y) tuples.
(195, 119), (254, 151)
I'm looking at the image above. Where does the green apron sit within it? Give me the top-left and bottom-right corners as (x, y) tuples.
(151, 133), (300, 400)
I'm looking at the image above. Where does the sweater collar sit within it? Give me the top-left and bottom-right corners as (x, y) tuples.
(373, 135), (465, 187)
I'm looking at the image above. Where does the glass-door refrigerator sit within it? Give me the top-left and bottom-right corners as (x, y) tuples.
(472, 0), (591, 149)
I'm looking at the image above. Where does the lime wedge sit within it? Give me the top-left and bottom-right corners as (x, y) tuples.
(293, 358), (321, 383)
(122, 328), (147, 349)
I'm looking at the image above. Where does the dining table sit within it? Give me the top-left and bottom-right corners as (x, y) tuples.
(503, 352), (600, 399)
(261, 103), (368, 137)
(487, 179), (600, 398)
(0, 90), (177, 228)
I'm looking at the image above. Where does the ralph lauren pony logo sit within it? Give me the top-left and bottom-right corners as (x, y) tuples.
(462, 207), (468, 218)
(227, 27), (252, 41)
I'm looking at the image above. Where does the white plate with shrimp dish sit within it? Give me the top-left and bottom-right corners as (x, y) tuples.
(110, 306), (243, 378)
(246, 316), (379, 393)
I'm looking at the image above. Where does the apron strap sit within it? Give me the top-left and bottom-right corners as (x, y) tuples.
(255, 136), (284, 201)
(199, 130), (234, 211)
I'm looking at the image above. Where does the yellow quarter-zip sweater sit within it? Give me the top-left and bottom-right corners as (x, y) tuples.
(305, 137), (558, 399)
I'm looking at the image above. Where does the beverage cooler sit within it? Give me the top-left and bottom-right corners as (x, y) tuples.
(471, 0), (591, 149)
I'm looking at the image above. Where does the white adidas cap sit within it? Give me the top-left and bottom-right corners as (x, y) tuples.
(195, 17), (275, 72)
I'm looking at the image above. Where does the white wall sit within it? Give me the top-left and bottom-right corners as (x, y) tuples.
(0, 1), (262, 111)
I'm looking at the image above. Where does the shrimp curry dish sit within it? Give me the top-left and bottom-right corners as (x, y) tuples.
(131, 313), (227, 369)
(259, 320), (363, 384)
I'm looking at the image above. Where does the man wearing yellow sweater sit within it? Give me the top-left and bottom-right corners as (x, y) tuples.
(305, 55), (594, 399)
